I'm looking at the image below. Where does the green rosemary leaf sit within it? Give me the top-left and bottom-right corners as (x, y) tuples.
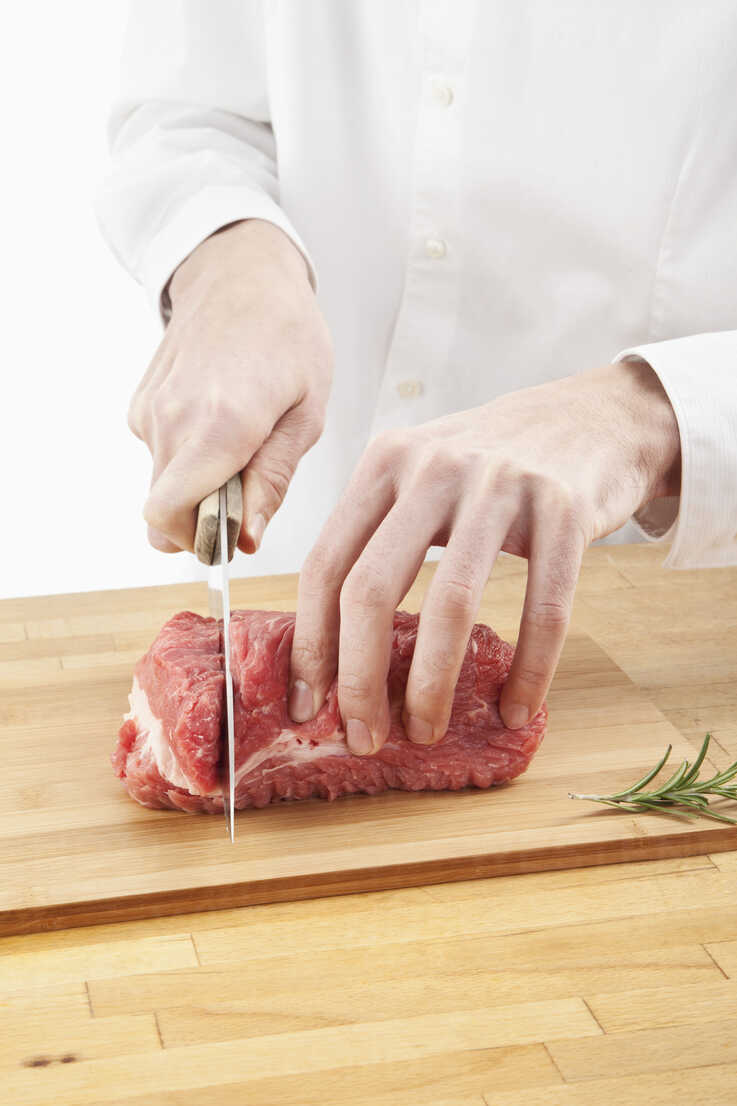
(621, 798), (697, 821)
(677, 792), (710, 808)
(667, 795), (709, 812)
(680, 733), (712, 786)
(649, 757), (691, 798)
(608, 744), (673, 800)
(706, 787), (737, 801)
(696, 762), (737, 791)
(686, 807), (737, 826)
(569, 736), (737, 827)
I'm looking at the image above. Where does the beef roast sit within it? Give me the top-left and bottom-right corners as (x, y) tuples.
(113, 610), (547, 811)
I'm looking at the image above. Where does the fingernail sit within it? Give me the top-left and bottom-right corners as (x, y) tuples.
(289, 679), (314, 723)
(404, 714), (435, 745)
(248, 512), (266, 550)
(346, 718), (375, 756)
(504, 704), (530, 730)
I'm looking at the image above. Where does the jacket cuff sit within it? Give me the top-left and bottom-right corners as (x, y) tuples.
(614, 331), (737, 568)
(138, 185), (318, 323)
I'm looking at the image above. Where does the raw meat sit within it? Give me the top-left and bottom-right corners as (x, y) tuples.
(113, 610), (547, 811)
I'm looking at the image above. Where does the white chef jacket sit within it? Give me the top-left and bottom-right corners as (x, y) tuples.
(97, 0), (737, 576)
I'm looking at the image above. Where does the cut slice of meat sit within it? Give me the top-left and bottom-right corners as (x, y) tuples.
(113, 610), (547, 811)
(112, 612), (223, 806)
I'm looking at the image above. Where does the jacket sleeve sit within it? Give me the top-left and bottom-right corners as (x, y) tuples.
(614, 330), (737, 568)
(96, 0), (315, 320)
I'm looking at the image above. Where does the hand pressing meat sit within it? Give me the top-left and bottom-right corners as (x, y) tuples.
(289, 361), (681, 753)
(113, 610), (546, 811)
(127, 219), (332, 554)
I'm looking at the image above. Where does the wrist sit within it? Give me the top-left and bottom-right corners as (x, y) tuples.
(603, 358), (681, 503)
(167, 218), (312, 312)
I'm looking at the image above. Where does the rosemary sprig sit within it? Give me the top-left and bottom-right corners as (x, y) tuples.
(569, 734), (737, 825)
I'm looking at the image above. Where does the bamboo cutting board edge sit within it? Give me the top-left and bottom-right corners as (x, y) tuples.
(4, 822), (737, 937)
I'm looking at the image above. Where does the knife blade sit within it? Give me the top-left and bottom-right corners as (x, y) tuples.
(217, 486), (236, 841)
(195, 475), (243, 842)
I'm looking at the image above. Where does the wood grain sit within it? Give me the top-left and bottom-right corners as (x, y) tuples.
(1, 549), (737, 937)
(547, 1018), (737, 1082)
(1, 999), (600, 1106)
(2, 545), (737, 1104)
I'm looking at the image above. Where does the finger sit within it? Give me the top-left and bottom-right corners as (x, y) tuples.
(289, 432), (404, 723)
(147, 525), (179, 553)
(402, 500), (515, 745)
(337, 496), (449, 755)
(146, 454), (182, 554)
(144, 426), (266, 551)
(237, 402), (323, 554)
(499, 520), (584, 729)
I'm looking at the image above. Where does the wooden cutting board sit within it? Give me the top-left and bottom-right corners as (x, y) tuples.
(1, 556), (736, 937)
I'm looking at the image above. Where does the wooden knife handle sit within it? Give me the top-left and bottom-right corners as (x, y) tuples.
(194, 475), (243, 566)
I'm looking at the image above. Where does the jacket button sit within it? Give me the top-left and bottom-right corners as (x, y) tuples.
(424, 238), (447, 259)
(396, 379), (424, 398)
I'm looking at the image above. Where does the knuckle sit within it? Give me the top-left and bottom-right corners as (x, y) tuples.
(147, 526), (177, 553)
(365, 429), (406, 475)
(200, 392), (235, 436)
(419, 647), (456, 681)
(126, 395), (143, 438)
(150, 387), (181, 425)
(338, 668), (373, 704)
(300, 541), (340, 596)
(434, 446), (467, 485)
(555, 487), (592, 537)
(512, 660), (550, 688)
(552, 480), (582, 514)
(436, 576), (477, 622)
(341, 562), (392, 613)
(291, 633), (331, 671)
(482, 456), (518, 494)
(255, 461), (293, 505)
(535, 471), (566, 499)
(407, 658), (456, 715)
(525, 598), (571, 630)
(412, 444), (466, 491)
(142, 496), (167, 533)
(533, 476), (592, 538)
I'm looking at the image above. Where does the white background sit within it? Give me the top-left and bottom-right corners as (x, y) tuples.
(1, 2), (218, 599)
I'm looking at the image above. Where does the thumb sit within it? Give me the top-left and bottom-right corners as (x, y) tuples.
(239, 403), (322, 553)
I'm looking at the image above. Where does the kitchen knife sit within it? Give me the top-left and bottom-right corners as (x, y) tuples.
(194, 474), (243, 842)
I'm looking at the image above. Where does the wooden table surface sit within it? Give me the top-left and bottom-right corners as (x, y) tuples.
(3, 543), (737, 1105)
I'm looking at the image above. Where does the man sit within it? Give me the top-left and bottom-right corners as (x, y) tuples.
(98, 1), (737, 758)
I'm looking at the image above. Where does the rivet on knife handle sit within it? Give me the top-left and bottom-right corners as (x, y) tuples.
(194, 474), (243, 565)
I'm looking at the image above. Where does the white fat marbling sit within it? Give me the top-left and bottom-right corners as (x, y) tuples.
(127, 677), (350, 796)
(126, 677), (209, 794)
(233, 731), (349, 785)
